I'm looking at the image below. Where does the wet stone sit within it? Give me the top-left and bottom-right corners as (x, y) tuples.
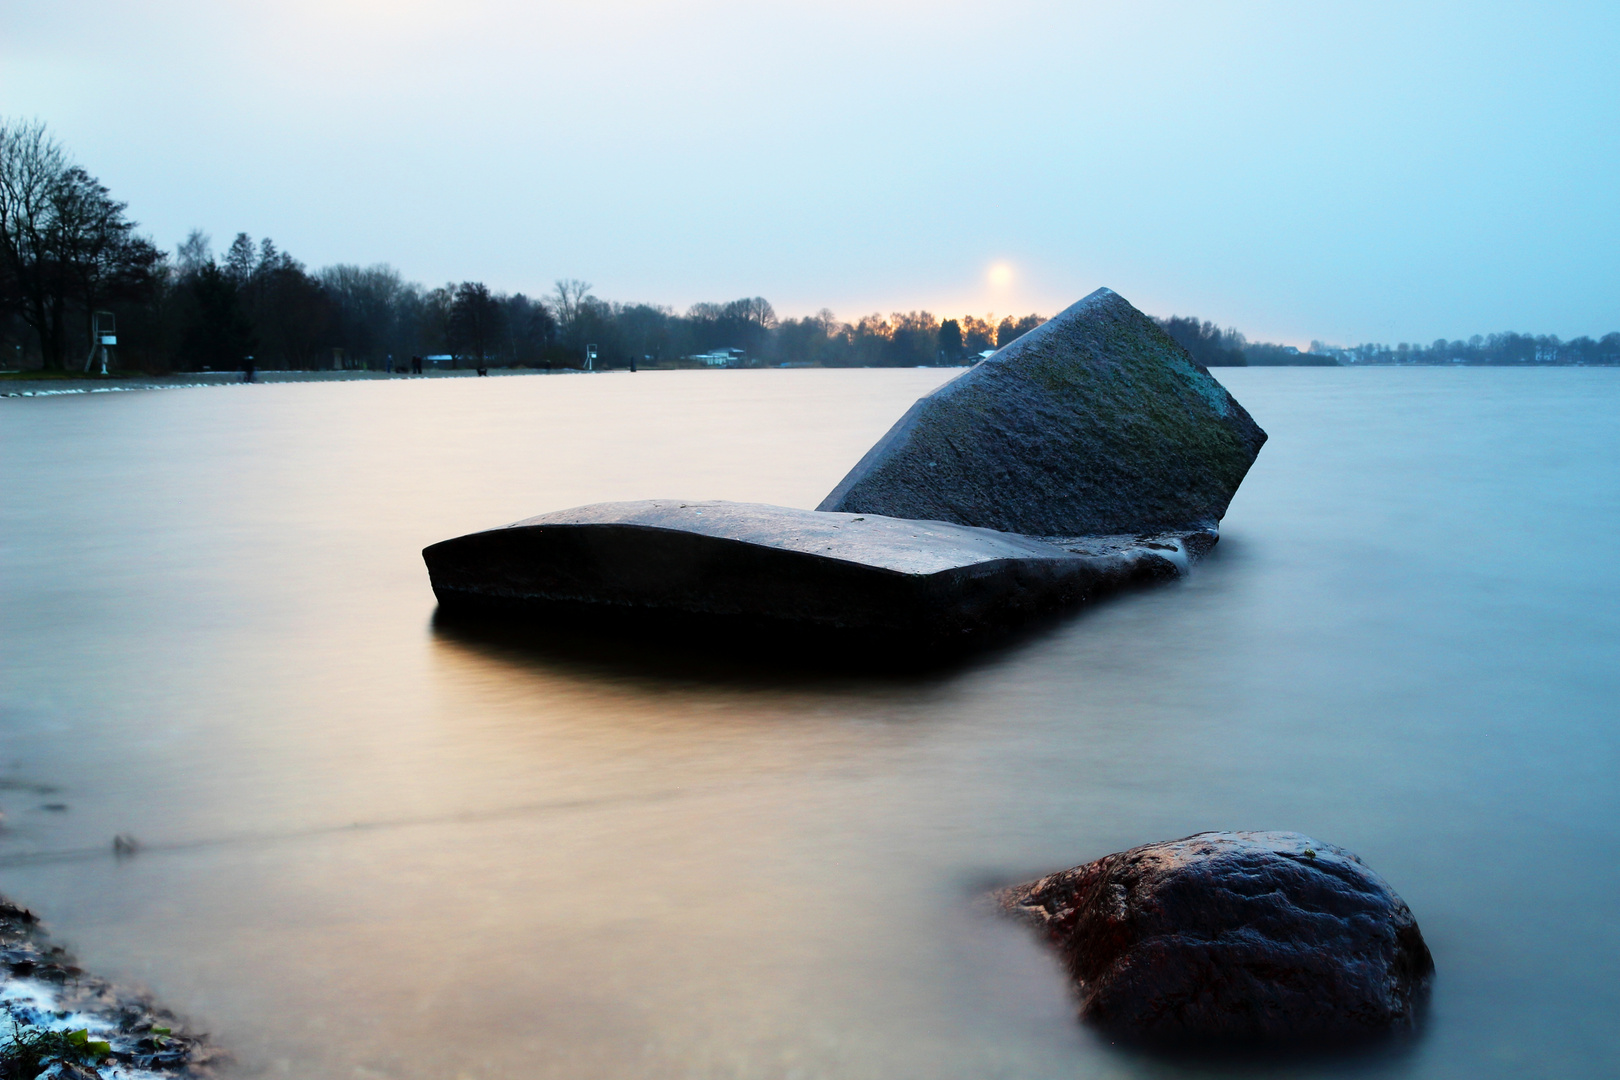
(424, 500), (1203, 653)
(820, 288), (1267, 537)
(995, 831), (1434, 1043)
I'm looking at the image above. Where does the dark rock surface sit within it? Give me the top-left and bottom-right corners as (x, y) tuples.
(819, 288), (1267, 537)
(996, 831), (1434, 1042)
(424, 500), (1205, 652)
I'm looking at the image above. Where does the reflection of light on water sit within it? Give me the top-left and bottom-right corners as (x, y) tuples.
(422, 608), (957, 816)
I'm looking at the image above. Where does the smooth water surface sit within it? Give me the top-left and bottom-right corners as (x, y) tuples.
(1, 368), (1616, 1079)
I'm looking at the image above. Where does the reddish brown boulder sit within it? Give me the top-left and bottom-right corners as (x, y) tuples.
(996, 831), (1433, 1042)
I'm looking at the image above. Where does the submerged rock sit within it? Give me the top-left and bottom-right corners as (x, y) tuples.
(996, 831), (1433, 1042)
(820, 288), (1267, 537)
(424, 500), (1203, 654)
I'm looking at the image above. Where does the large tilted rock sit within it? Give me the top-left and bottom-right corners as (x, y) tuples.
(820, 288), (1267, 537)
(424, 500), (1197, 652)
(423, 288), (1268, 651)
(996, 832), (1434, 1042)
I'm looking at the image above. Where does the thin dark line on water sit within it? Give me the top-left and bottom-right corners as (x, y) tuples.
(0, 786), (692, 869)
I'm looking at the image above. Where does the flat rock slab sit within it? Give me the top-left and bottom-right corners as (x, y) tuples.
(820, 288), (1267, 536)
(424, 500), (1203, 651)
(996, 831), (1434, 1043)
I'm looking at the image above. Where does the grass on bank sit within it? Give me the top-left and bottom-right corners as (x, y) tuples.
(0, 1022), (112, 1079)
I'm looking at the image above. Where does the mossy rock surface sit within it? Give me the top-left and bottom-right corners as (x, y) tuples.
(819, 288), (1267, 536)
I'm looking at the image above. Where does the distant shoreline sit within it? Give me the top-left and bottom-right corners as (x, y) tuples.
(0, 367), (577, 398)
(5, 362), (1613, 400)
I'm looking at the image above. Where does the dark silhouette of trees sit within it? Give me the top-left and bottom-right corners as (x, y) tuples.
(0, 120), (68, 368)
(938, 319), (963, 362)
(886, 311), (938, 365)
(222, 232), (256, 286)
(13, 119), (1616, 377)
(448, 281), (503, 366)
(1156, 316), (1248, 366)
(960, 315), (996, 355)
(609, 302), (672, 367)
(54, 168), (160, 370)
(0, 120), (156, 370)
(248, 240), (332, 369)
(685, 297), (777, 358)
(1317, 331), (1620, 366)
(501, 293), (557, 366)
(319, 263), (419, 367)
(771, 309), (844, 367)
(179, 261), (255, 370)
(996, 314), (1044, 348)
(550, 279), (591, 342)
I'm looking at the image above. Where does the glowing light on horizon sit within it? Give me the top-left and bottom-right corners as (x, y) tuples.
(987, 262), (1013, 289)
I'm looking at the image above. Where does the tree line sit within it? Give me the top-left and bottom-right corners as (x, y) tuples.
(1156, 316), (1338, 367)
(1311, 333), (1620, 366)
(1155, 315), (1620, 367)
(7, 120), (1615, 374)
(0, 120), (1048, 373)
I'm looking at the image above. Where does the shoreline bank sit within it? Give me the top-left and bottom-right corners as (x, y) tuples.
(0, 896), (220, 1078)
(0, 367), (579, 398)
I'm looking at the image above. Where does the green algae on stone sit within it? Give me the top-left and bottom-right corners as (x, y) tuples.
(818, 288), (1266, 537)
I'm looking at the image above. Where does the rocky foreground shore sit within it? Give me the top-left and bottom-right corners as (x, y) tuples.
(0, 897), (220, 1079)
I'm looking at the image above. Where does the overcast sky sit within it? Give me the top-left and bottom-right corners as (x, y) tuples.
(5, 1), (1616, 344)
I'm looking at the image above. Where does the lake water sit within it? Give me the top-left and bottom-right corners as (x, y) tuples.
(1, 367), (1616, 1080)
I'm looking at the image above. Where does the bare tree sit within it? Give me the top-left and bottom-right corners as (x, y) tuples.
(176, 230), (212, 275)
(727, 296), (777, 331)
(550, 278), (592, 335)
(319, 263), (413, 365)
(50, 167), (159, 370)
(0, 119), (69, 367)
(222, 232), (256, 287)
(0, 120), (154, 371)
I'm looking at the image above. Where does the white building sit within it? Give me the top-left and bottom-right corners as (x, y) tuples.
(688, 348), (745, 367)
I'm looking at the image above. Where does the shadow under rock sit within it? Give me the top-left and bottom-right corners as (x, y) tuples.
(425, 586), (1136, 691)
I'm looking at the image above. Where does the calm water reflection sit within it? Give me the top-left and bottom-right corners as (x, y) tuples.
(1, 368), (1616, 1078)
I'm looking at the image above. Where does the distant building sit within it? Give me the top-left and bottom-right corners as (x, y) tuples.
(688, 348), (745, 367)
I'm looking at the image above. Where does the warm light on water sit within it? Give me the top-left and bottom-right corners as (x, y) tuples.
(1, 368), (1617, 1078)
